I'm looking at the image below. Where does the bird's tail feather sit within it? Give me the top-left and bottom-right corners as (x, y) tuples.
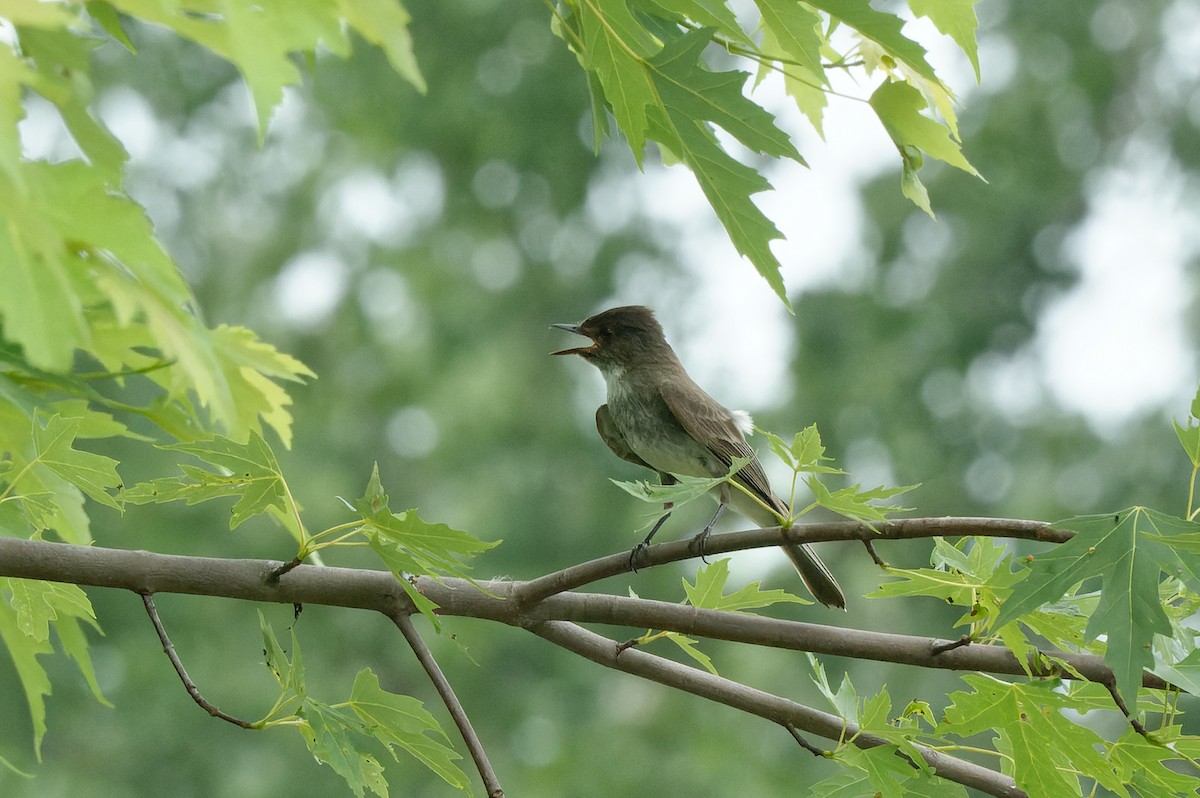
(781, 543), (846, 610)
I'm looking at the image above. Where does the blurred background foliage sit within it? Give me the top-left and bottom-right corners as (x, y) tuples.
(3, 0), (1199, 795)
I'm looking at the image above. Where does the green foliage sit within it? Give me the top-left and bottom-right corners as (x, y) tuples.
(122, 431), (304, 538)
(0, 576), (107, 760)
(993, 508), (1187, 705)
(354, 464), (500, 629)
(763, 424), (919, 526)
(554, 0), (980, 301)
(0, 0), (1196, 796)
(257, 614), (469, 796)
(627, 559), (808, 673)
(612, 424), (917, 528)
(682, 557), (808, 612)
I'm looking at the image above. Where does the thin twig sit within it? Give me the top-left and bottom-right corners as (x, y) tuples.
(862, 539), (888, 567)
(785, 723), (829, 756)
(268, 556), (303, 582)
(1102, 678), (1148, 736)
(140, 592), (254, 728)
(530, 620), (1026, 798)
(388, 611), (504, 798)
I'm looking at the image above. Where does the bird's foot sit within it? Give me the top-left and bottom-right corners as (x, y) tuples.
(628, 541), (650, 572)
(630, 509), (673, 572)
(690, 526), (712, 563)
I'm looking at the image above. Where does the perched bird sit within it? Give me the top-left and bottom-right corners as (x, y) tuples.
(552, 305), (845, 609)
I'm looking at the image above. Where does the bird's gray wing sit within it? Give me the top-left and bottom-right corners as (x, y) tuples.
(658, 380), (785, 516)
(596, 404), (676, 485)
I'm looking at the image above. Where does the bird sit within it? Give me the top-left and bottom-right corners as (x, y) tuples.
(552, 305), (845, 609)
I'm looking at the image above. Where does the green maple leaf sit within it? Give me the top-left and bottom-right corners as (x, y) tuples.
(31, 412), (122, 510)
(336, 0), (425, 93)
(18, 25), (129, 183)
(909, 0), (981, 81)
(756, 25), (827, 137)
(754, 0), (825, 80)
(646, 28), (801, 305)
(0, 597), (53, 758)
(805, 477), (917, 527)
(870, 81), (977, 175)
(1110, 726), (1200, 796)
(942, 675), (1129, 798)
(122, 431), (301, 538)
(212, 324), (315, 449)
(809, 0), (938, 82)
(869, 80), (979, 218)
(994, 508), (1186, 705)
(349, 670), (468, 790)
(764, 424), (844, 474)
(354, 464), (498, 627)
(683, 558), (809, 611)
(301, 700), (385, 798)
(578, 0), (660, 158)
(649, 0), (751, 46)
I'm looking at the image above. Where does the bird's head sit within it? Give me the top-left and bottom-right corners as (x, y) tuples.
(550, 305), (671, 370)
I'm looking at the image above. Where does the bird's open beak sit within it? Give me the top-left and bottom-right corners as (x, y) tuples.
(550, 322), (596, 356)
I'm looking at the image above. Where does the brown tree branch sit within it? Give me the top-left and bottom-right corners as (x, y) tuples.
(0, 521), (1156, 798)
(516, 516), (1071, 603)
(529, 620), (1026, 798)
(0, 534), (1168, 692)
(140, 592), (255, 728)
(388, 611), (504, 798)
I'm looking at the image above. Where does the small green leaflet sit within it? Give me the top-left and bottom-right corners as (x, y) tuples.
(640, 559), (807, 673)
(665, 632), (717, 674)
(611, 455), (752, 511)
(111, 0), (424, 140)
(212, 324), (316, 450)
(1109, 726), (1200, 796)
(754, 0), (825, 83)
(683, 558), (809, 611)
(808, 651), (860, 722)
(1174, 418), (1200, 468)
(1, 410), (119, 542)
(122, 431), (303, 540)
(804, 477), (918, 528)
(335, 0), (426, 94)
(808, 745), (967, 798)
(756, 24), (827, 138)
(870, 80), (979, 218)
(763, 424), (844, 475)
(648, 0), (751, 47)
(942, 674), (1130, 798)
(260, 611), (306, 708)
(258, 614), (467, 796)
(354, 464), (499, 628)
(0, 595), (53, 758)
(349, 670), (469, 791)
(993, 507), (1190, 704)
(301, 701), (387, 798)
(30, 412), (122, 511)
